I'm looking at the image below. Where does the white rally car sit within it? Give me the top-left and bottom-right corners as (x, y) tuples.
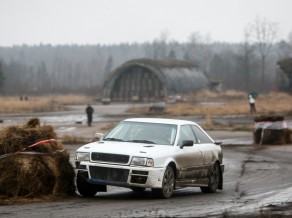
(75, 118), (224, 198)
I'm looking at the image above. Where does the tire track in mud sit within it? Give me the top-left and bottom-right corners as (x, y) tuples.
(234, 149), (251, 199)
(229, 145), (292, 217)
(234, 146), (268, 199)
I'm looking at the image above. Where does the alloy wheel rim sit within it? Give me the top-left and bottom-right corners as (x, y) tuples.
(163, 169), (174, 196)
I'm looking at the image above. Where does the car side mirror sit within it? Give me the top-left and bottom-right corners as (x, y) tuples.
(179, 140), (193, 149)
(214, 141), (222, 145)
(94, 133), (104, 141)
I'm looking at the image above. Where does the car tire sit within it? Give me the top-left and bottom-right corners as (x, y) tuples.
(130, 187), (146, 192)
(152, 166), (174, 199)
(76, 172), (99, 197)
(200, 163), (220, 193)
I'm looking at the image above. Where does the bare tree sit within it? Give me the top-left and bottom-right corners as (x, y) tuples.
(185, 32), (202, 63)
(288, 31), (292, 53)
(185, 32), (213, 72)
(239, 25), (256, 91)
(200, 34), (213, 73)
(0, 62), (5, 94)
(250, 16), (278, 90)
(167, 40), (180, 59)
(103, 55), (113, 78)
(152, 30), (170, 60)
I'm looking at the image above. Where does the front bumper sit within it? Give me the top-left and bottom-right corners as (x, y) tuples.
(76, 161), (166, 189)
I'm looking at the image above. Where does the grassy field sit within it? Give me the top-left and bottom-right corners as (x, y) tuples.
(0, 91), (291, 117)
(0, 95), (93, 114)
(167, 91), (292, 116)
(131, 90), (292, 117)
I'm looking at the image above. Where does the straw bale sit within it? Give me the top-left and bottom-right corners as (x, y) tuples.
(0, 151), (75, 197)
(0, 118), (61, 155)
(254, 128), (291, 145)
(254, 115), (284, 122)
(0, 118), (75, 198)
(253, 115), (291, 145)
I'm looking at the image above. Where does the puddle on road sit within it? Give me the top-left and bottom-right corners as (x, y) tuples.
(221, 138), (252, 145)
(0, 114), (119, 126)
(56, 127), (77, 133)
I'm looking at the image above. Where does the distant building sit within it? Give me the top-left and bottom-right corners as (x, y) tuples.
(102, 58), (209, 102)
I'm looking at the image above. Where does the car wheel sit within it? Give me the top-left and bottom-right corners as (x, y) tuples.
(130, 187), (146, 192)
(201, 163), (220, 193)
(76, 172), (99, 197)
(152, 166), (174, 198)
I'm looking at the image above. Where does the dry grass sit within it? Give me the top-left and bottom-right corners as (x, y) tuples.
(129, 90), (292, 130)
(60, 134), (90, 144)
(100, 122), (118, 132)
(165, 102), (245, 116)
(166, 91), (292, 116)
(185, 89), (247, 101)
(0, 95), (92, 114)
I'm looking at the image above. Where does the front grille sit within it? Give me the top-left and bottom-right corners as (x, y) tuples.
(89, 166), (129, 183)
(91, 152), (129, 164)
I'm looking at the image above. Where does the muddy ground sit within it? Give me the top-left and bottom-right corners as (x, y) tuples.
(0, 103), (292, 217)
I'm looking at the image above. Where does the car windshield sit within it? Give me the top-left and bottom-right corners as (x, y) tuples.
(103, 121), (177, 145)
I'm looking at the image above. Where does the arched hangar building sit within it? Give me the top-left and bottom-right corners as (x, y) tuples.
(102, 59), (209, 102)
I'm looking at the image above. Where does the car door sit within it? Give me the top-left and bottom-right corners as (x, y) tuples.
(175, 125), (204, 179)
(190, 124), (217, 165)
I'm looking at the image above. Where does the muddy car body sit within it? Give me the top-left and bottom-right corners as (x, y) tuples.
(75, 118), (224, 198)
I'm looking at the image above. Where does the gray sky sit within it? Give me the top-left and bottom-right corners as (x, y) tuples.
(1, 0), (291, 46)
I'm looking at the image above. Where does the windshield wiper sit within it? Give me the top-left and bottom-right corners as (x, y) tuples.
(103, 138), (124, 142)
(129, 140), (155, 144)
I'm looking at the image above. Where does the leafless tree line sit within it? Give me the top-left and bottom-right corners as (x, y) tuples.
(0, 17), (291, 96)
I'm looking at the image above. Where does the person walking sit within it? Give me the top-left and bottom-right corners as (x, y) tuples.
(248, 94), (256, 114)
(85, 104), (94, 126)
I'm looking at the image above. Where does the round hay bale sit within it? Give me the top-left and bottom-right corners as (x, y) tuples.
(0, 151), (75, 198)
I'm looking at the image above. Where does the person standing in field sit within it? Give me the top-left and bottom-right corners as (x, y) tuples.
(85, 104), (94, 126)
(248, 94), (256, 114)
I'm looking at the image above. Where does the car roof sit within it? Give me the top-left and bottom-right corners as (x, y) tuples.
(123, 118), (197, 126)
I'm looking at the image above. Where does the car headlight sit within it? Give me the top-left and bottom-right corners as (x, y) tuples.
(75, 152), (90, 161)
(131, 157), (154, 167)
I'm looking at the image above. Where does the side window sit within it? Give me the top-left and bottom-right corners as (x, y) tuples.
(177, 125), (197, 146)
(191, 125), (213, 143)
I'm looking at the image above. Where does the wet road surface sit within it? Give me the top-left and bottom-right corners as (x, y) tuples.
(1, 144), (292, 217)
(0, 103), (292, 217)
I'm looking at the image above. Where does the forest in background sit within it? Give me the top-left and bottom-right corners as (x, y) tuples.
(1, 23), (292, 97)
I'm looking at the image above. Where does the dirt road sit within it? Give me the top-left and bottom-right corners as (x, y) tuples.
(0, 104), (292, 217)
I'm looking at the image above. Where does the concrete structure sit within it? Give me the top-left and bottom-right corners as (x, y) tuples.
(102, 58), (209, 102)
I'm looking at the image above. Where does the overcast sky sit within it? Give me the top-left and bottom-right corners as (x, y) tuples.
(1, 0), (291, 46)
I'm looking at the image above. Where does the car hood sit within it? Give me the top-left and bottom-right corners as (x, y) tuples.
(76, 141), (170, 157)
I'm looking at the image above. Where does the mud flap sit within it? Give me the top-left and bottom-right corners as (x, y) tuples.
(95, 184), (107, 192)
(218, 164), (224, 190)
